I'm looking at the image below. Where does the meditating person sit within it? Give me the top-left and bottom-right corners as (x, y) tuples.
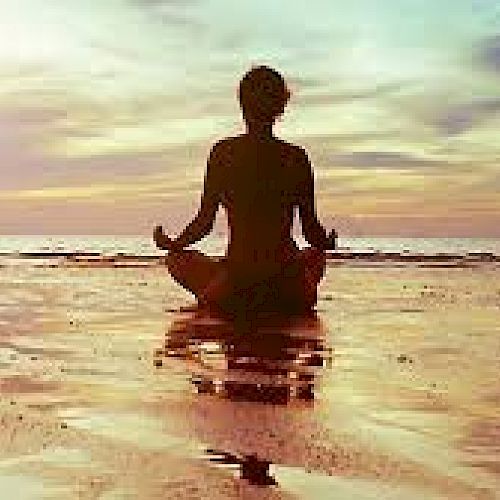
(153, 65), (336, 315)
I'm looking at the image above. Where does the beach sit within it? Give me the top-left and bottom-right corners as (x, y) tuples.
(0, 239), (499, 499)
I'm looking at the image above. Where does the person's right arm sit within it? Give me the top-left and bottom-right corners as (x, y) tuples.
(154, 142), (223, 252)
(296, 148), (333, 251)
(171, 142), (223, 250)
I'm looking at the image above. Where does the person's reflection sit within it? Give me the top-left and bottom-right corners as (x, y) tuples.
(155, 311), (331, 485)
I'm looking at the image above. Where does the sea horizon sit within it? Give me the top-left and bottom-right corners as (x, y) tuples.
(1, 234), (499, 259)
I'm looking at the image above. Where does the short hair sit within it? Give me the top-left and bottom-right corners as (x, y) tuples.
(238, 66), (290, 123)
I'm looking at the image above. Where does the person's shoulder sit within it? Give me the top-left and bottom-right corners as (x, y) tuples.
(211, 135), (241, 150)
(209, 136), (240, 161)
(274, 138), (306, 155)
(275, 139), (309, 166)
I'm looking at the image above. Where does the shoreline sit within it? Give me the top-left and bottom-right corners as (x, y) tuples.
(1, 250), (499, 265)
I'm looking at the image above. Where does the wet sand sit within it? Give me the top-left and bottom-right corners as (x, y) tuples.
(0, 259), (499, 499)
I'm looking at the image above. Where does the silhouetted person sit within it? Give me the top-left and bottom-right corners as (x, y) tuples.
(154, 66), (336, 315)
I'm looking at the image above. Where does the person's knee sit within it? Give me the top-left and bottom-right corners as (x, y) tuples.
(301, 248), (326, 284)
(165, 250), (195, 275)
(302, 247), (326, 266)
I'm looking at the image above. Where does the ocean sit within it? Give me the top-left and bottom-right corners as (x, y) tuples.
(0, 234), (498, 498)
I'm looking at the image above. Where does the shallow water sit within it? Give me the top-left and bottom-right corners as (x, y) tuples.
(0, 259), (498, 499)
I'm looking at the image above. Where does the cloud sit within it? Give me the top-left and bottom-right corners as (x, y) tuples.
(328, 151), (444, 170)
(0, 174), (200, 202)
(297, 82), (405, 107)
(293, 132), (402, 170)
(0, 105), (210, 193)
(297, 131), (397, 147)
(0, 106), (68, 189)
(131, 0), (198, 5)
(129, 0), (203, 28)
(435, 97), (500, 136)
(479, 35), (500, 73)
(0, 76), (233, 157)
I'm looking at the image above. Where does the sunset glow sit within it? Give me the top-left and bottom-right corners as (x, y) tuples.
(1, 0), (499, 236)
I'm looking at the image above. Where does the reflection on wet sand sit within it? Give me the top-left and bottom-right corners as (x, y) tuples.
(1, 261), (497, 498)
(154, 311), (331, 485)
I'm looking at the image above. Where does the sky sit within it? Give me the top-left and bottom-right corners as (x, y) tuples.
(1, 0), (499, 236)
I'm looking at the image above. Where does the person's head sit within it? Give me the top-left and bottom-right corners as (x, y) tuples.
(238, 66), (290, 126)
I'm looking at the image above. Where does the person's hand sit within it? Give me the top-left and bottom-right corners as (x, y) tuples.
(153, 225), (174, 251)
(326, 228), (337, 251)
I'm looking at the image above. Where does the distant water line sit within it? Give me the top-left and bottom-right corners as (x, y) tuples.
(0, 235), (499, 257)
(0, 236), (499, 269)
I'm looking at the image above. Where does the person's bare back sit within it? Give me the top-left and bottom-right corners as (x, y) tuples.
(206, 134), (327, 279)
(153, 66), (336, 315)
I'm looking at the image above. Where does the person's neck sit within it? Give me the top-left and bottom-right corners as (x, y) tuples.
(245, 122), (274, 139)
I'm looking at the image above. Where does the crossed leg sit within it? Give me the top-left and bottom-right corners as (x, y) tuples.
(164, 248), (327, 314)
(164, 250), (225, 303)
(281, 247), (327, 311)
